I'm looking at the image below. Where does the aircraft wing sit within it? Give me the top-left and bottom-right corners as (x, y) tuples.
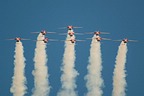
(129, 40), (138, 42)
(47, 32), (56, 33)
(102, 38), (111, 40)
(86, 38), (92, 40)
(35, 40), (43, 41)
(59, 33), (67, 35)
(85, 32), (94, 34)
(113, 40), (122, 42)
(74, 33), (83, 35)
(73, 26), (83, 28)
(49, 39), (58, 41)
(31, 32), (39, 34)
(101, 32), (110, 34)
(6, 38), (15, 40)
(76, 40), (85, 42)
(21, 38), (30, 40)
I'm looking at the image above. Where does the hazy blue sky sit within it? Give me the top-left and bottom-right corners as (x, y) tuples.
(0, 0), (144, 96)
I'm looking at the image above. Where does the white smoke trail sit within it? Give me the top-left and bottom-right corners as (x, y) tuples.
(112, 42), (128, 96)
(85, 35), (104, 96)
(57, 32), (79, 96)
(32, 33), (50, 96)
(10, 41), (27, 96)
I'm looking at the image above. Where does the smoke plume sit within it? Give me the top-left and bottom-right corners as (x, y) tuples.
(10, 41), (27, 96)
(32, 33), (50, 96)
(112, 42), (128, 96)
(85, 35), (104, 96)
(58, 32), (79, 96)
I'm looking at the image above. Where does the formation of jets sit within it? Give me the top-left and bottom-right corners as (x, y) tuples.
(6, 25), (138, 44)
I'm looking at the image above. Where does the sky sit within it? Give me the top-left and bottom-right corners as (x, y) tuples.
(0, 0), (144, 96)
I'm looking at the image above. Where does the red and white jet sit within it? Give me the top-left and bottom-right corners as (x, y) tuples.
(66, 38), (85, 43)
(37, 37), (58, 43)
(87, 35), (111, 42)
(6, 37), (30, 42)
(31, 30), (56, 35)
(114, 38), (138, 43)
(95, 36), (111, 41)
(42, 38), (49, 43)
(59, 25), (82, 30)
(59, 31), (83, 37)
(85, 31), (110, 36)
(67, 25), (82, 30)
(66, 31), (83, 37)
(67, 26), (74, 30)
(59, 30), (83, 37)
(68, 31), (75, 37)
(59, 30), (75, 37)
(95, 36), (102, 41)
